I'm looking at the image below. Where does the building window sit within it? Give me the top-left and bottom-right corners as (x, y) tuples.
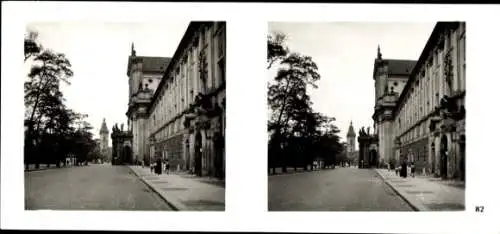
(218, 32), (224, 58)
(435, 93), (439, 107)
(218, 58), (225, 84)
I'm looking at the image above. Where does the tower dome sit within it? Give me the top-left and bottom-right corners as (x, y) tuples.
(100, 118), (109, 134)
(347, 121), (356, 137)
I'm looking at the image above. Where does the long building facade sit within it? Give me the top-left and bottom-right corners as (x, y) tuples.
(373, 22), (465, 180)
(126, 22), (226, 179)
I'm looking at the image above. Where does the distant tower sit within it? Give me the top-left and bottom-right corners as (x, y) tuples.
(346, 121), (356, 153)
(99, 118), (109, 153)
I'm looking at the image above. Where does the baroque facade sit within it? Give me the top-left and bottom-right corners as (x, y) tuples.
(126, 22), (226, 179)
(373, 22), (466, 180)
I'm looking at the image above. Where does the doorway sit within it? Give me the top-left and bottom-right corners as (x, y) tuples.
(185, 139), (190, 171)
(431, 142), (436, 174)
(459, 135), (465, 181)
(124, 146), (132, 165)
(195, 131), (202, 176)
(440, 135), (448, 179)
(369, 149), (377, 167)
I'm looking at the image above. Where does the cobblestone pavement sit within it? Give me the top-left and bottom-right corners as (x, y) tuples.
(268, 167), (413, 211)
(375, 169), (465, 211)
(129, 166), (225, 211)
(25, 163), (173, 210)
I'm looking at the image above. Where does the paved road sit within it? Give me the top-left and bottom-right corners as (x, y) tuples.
(25, 164), (173, 210)
(268, 167), (413, 211)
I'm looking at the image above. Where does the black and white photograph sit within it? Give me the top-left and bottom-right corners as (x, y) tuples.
(3, 2), (500, 233)
(23, 21), (226, 211)
(267, 21), (466, 211)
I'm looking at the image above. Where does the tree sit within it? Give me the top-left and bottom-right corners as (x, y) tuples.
(70, 118), (95, 165)
(267, 31), (288, 69)
(267, 52), (321, 174)
(24, 30), (74, 169)
(24, 30), (42, 62)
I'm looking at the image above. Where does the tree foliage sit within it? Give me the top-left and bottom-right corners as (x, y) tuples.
(267, 31), (288, 70)
(24, 30), (97, 169)
(24, 30), (42, 62)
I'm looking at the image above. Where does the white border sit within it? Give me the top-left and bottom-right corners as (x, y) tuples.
(2, 2), (500, 233)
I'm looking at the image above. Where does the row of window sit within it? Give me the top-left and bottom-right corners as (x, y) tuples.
(154, 117), (182, 142)
(397, 26), (465, 142)
(150, 24), (226, 134)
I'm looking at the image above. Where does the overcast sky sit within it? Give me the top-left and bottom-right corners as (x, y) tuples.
(268, 22), (436, 148)
(25, 21), (190, 145)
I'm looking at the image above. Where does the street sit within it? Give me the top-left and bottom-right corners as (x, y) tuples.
(25, 163), (173, 210)
(268, 167), (413, 211)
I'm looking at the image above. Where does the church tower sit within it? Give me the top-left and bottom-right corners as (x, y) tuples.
(347, 121), (356, 153)
(99, 118), (109, 154)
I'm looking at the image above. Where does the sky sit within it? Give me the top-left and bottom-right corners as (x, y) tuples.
(25, 21), (190, 146)
(268, 22), (436, 149)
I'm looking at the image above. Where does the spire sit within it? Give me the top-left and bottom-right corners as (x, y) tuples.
(131, 42), (136, 56)
(100, 118), (109, 134)
(347, 120), (356, 137)
(377, 44), (382, 60)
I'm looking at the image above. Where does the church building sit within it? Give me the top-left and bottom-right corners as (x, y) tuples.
(98, 118), (111, 162)
(126, 22), (226, 179)
(372, 22), (465, 180)
(346, 121), (358, 164)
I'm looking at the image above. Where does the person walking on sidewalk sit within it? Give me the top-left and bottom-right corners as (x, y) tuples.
(150, 162), (155, 173)
(164, 159), (170, 175)
(410, 161), (416, 178)
(155, 158), (162, 175)
(400, 158), (408, 178)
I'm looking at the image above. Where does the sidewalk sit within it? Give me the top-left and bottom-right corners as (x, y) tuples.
(375, 169), (465, 211)
(128, 166), (225, 211)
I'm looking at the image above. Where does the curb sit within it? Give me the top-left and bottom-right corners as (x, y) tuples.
(373, 169), (427, 212)
(268, 167), (336, 177)
(127, 166), (188, 211)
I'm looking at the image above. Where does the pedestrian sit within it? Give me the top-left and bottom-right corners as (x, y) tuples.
(410, 161), (416, 178)
(165, 159), (170, 175)
(150, 162), (154, 173)
(155, 158), (162, 175)
(400, 158), (407, 178)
